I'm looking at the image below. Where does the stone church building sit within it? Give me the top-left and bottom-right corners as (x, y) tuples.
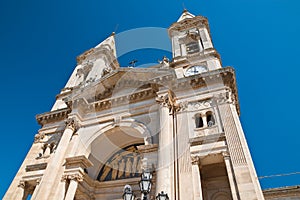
(4, 10), (300, 200)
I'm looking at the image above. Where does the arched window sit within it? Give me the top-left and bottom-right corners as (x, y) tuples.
(195, 114), (204, 128)
(206, 111), (215, 127)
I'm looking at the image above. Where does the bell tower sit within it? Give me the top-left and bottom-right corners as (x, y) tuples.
(168, 9), (222, 78)
(155, 9), (265, 200)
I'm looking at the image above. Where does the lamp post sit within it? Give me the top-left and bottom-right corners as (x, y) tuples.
(123, 172), (169, 200)
(123, 185), (135, 200)
(139, 172), (152, 200)
(156, 191), (169, 200)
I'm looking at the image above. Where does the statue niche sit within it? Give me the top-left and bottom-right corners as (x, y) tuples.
(97, 144), (143, 182)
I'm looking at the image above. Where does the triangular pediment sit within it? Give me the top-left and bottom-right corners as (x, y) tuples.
(177, 9), (195, 22)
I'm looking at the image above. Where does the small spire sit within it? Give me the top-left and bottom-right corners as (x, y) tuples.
(182, 2), (187, 12)
(177, 9), (195, 22)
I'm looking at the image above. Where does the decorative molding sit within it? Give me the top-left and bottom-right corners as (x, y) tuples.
(185, 99), (212, 112)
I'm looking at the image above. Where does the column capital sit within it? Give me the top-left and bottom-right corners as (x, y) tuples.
(156, 90), (182, 113)
(65, 117), (81, 132)
(36, 177), (41, 185)
(222, 151), (230, 159)
(62, 173), (84, 182)
(191, 155), (201, 165)
(17, 180), (25, 189)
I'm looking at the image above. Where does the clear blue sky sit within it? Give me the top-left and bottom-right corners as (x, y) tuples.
(1, 0), (300, 197)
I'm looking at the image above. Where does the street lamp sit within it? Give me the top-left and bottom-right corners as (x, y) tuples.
(139, 172), (152, 200)
(123, 172), (168, 200)
(156, 191), (169, 200)
(123, 185), (135, 200)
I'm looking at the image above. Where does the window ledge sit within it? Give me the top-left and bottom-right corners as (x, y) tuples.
(194, 124), (217, 131)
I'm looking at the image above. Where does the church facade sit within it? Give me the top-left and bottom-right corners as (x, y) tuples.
(5, 10), (292, 200)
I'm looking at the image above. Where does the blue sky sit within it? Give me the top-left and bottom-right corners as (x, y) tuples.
(1, 0), (300, 197)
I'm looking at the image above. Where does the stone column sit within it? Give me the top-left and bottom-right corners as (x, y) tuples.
(202, 115), (207, 128)
(191, 156), (203, 200)
(63, 174), (83, 200)
(31, 117), (80, 200)
(222, 152), (239, 200)
(155, 96), (174, 199)
(31, 178), (41, 199)
(13, 181), (25, 200)
(65, 131), (80, 158)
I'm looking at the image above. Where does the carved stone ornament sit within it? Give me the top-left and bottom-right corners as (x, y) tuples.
(191, 155), (200, 165)
(187, 99), (213, 112)
(156, 90), (182, 114)
(158, 56), (170, 68)
(65, 117), (80, 132)
(61, 173), (84, 182)
(76, 61), (93, 79)
(34, 132), (45, 143)
(213, 90), (233, 104)
(101, 66), (112, 77)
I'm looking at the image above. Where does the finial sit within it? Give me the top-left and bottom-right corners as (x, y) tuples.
(113, 24), (119, 34)
(111, 32), (115, 36)
(129, 59), (138, 68)
(182, 2), (187, 12)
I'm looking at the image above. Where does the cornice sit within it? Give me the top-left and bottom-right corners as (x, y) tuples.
(137, 144), (158, 153)
(36, 67), (240, 126)
(65, 155), (93, 169)
(189, 132), (226, 146)
(36, 108), (71, 126)
(168, 16), (210, 36)
(76, 48), (95, 64)
(76, 46), (119, 70)
(25, 163), (47, 172)
(263, 185), (300, 198)
(170, 48), (221, 67)
(92, 88), (157, 113)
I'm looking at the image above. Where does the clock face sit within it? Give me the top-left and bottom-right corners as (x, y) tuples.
(185, 66), (207, 76)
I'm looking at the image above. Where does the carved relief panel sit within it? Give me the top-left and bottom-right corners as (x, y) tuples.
(97, 144), (143, 182)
